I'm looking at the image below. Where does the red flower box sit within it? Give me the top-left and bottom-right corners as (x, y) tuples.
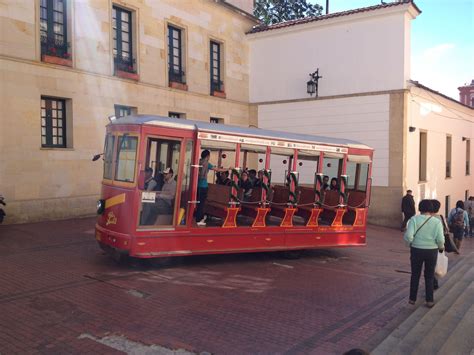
(212, 90), (226, 99)
(115, 70), (139, 81)
(169, 81), (188, 91)
(42, 54), (73, 67)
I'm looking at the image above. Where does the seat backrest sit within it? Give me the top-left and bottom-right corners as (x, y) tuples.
(249, 187), (262, 202)
(347, 191), (366, 207)
(207, 183), (231, 205)
(272, 185), (289, 203)
(323, 190), (340, 207)
(299, 186), (316, 204)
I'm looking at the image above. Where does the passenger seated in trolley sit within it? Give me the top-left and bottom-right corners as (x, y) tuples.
(254, 170), (264, 187)
(141, 167), (176, 225)
(330, 177), (339, 190)
(216, 171), (232, 186)
(144, 167), (158, 191)
(248, 169), (257, 186)
(239, 170), (253, 201)
(154, 167), (176, 215)
(322, 175), (330, 190)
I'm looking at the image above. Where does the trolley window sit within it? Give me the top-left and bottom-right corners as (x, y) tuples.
(358, 163), (369, 192)
(103, 134), (115, 180)
(115, 135), (138, 182)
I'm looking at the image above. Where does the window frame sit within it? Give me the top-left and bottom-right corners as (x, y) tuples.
(112, 5), (135, 73)
(419, 131), (427, 182)
(41, 96), (67, 148)
(210, 40), (223, 93)
(103, 134), (116, 180)
(114, 134), (139, 183)
(40, 0), (69, 59)
(466, 139), (471, 176)
(114, 104), (134, 118)
(169, 112), (185, 119)
(210, 117), (223, 124)
(446, 135), (452, 178)
(168, 25), (185, 84)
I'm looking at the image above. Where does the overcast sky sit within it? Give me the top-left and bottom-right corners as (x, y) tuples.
(310, 0), (474, 99)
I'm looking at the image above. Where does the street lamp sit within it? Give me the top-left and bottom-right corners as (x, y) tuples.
(307, 69), (322, 97)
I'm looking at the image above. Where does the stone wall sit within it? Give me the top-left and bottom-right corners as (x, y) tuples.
(0, 0), (255, 223)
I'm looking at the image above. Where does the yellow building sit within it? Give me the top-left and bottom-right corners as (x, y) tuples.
(0, 0), (257, 223)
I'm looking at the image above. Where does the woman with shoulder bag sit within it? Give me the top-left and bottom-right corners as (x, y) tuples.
(430, 199), (459, 291)
(404, 199), (445, 308)
(430, 199), (459, 255)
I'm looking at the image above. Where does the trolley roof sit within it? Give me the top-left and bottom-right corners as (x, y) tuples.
(111, 115), (372, 151)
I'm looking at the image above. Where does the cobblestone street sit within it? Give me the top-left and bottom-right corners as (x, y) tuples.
(1, 218), (472, 354)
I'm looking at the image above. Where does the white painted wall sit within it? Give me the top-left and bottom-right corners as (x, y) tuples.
(406, 86), (474, 215)
(249, 7), (415, 103)
(258, 94), (390, 186)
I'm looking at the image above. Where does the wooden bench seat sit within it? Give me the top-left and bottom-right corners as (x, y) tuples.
(296, 186), (316, 220)
(204, 183), (231, 219)
(269, 185), (290, 219)
(319, 190), (340, 224)
(343, 191), (367, 225)
(240, 187), (263, 218)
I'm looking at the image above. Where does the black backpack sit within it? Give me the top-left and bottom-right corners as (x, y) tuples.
(451, 209), (465, 229)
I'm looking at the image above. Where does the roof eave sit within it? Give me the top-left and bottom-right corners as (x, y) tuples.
(214, 0), (260, 24)
(246, 1), (421, 37)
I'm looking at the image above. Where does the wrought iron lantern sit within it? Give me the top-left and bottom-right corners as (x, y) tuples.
(307, 69), (323, 97)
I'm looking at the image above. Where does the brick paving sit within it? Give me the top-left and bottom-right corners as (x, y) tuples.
(0, 218), (472, 354)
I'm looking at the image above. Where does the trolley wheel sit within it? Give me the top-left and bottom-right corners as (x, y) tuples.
(112, 250), (129, 265)
(98, 242), (129, 265)
(281, 250), (304, 259)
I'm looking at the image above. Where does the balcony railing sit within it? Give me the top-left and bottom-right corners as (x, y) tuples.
(169, 69), (186, 84)
(114, 55), (136, 73)
(211, 80), (224, 93)
(41, 35), (70, 59)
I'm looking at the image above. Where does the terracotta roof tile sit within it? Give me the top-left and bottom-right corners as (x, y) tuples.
(247, 0), (421, 34)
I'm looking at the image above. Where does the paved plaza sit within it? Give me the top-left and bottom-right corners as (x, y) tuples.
(0, 218), (472, 354)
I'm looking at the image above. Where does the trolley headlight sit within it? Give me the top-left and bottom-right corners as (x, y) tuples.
(97, 199), (105, 215)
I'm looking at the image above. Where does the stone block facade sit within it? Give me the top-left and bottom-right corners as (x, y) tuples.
(0, 0), (256, 223)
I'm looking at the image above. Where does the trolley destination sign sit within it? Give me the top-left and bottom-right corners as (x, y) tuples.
(198, 132), (349, 154)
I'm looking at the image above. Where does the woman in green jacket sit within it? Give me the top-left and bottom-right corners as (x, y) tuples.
(404, 199), (445, 308)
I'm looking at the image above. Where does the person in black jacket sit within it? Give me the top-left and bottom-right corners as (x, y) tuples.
(401, 189), (416, 231)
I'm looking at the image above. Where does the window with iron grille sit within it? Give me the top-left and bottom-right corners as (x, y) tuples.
(41, 97), (66, 148)
(40, 0), (69, 59)
(210, 41), (223, 93)
(169, 112), (185, 119)
(114, 105), (134, 118)
(168, 25), (185, 84)
(113, 6), (135, 73)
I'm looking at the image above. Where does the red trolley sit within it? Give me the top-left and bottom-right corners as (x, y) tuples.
(95, 115), (373, 261)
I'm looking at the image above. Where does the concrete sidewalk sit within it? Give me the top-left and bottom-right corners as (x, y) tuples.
(0, 218), (472, 354)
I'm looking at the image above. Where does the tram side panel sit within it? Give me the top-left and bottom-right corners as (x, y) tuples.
(95, 184), (136, 254)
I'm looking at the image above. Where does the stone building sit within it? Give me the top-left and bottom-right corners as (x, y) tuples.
(247, 1), (473, 226)
(0, 0), (257, 223)
(1, 0), (472, 226)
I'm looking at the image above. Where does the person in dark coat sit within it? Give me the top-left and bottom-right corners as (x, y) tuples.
(401, 189), (416, 231)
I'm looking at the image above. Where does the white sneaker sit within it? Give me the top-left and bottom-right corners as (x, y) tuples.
(197, 219), (206, 226)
